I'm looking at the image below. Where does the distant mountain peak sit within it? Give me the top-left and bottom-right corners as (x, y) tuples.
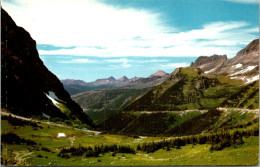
(118, 76), (129, 82)
(149, 70), (168, 78)
(108, 76), (116, 80)
(61, 79), (87, 86)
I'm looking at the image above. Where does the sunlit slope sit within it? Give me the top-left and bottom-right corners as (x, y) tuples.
(125, 67), (243, 111)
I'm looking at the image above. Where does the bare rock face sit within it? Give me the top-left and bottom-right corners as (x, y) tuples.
(229, 39), (259, 66)
(1, 9), (93, 126)
(190, 39), (259, 84)
(190, 54), (227, 73)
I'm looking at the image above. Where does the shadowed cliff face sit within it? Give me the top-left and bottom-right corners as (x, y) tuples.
(1, 9), (93, 126)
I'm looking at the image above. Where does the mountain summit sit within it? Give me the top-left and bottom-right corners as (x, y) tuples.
(149, 70), (168, 78)
(117, 76), (129, 82)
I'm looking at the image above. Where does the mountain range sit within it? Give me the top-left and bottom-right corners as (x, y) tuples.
(62, 71), (169, 95)
(70, 71), (169, 123)
(95, 38), (259, 135)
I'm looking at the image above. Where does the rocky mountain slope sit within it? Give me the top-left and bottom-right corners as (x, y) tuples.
(191, 39), (259, 84)
(1, 9), (93, 127)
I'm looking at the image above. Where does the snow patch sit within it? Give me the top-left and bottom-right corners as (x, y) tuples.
(57, 133), (66, 138)
(230, 76), (245, 80)
(232, 63), (242, 69)
(245, 75), (259, 84)
(204, 68), (216, 74)
(45, 93), (59, 107)
(230, 65), (257, 76)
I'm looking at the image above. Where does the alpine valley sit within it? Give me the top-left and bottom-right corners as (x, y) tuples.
(1, 7), (259, 166)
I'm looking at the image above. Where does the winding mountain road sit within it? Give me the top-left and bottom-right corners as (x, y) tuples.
(1, 111), (101, 135)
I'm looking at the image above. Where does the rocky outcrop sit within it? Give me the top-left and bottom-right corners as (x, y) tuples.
(190, 54), (227, 73)
(1, 9), (93, 126)
(190, 39), (259, 84)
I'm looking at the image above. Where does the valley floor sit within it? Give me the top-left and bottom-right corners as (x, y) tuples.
(1, 112), (259, 166)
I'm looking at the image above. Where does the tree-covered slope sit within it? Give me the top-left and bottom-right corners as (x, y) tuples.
(221, 80), (259, 109)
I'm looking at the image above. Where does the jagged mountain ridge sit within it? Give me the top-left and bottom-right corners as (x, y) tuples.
(97, 39), (259, 135)
(191, 39), (259, 84)
(1, 9), (93, 126)
(62, 70), (169, 95)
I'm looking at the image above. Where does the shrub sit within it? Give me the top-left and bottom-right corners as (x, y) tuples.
(2, 133), (36, 146)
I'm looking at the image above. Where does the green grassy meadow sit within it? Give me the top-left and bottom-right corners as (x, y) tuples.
(1, 116), (259, 166)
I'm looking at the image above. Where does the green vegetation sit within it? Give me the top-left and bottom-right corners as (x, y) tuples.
(98, 108), (258, 136)
(125, 67), (244, 111)
(98, 111), (203, 136)
(221, 81), (259, 109)
(72, 88), (147, 123)
(1, 114), (258, 166)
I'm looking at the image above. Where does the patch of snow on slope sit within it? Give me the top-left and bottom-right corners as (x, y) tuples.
(230, 65), (257, 76)
(245, 75), (259, 84)
(230, 76), (245, 80)
(204, 68), (216, 74)
(45, 93), (59, 107)
(232, 63), (242, 69)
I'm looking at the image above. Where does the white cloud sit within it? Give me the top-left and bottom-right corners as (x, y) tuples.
(2, 0), (166, 47)
(105, 58), (130, 63)
(58, 59), (96, 64)
(106, 58), (132, 68)
(160, 63), (189, 69)
(224, 0), (259, 4)
(2, 0), (258, 59)
(142, 59), (170, 63)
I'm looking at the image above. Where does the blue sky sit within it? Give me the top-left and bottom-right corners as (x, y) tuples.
(2, 0), (259, 81)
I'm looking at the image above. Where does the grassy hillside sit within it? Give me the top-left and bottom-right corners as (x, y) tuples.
(221, 81), (259, 109)
(1, 113), (258, 166)
(72, 88), (148, 123)
(125, 67), (243, 111)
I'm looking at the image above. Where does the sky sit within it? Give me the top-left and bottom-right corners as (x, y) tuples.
(2, 0), (259, 82)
